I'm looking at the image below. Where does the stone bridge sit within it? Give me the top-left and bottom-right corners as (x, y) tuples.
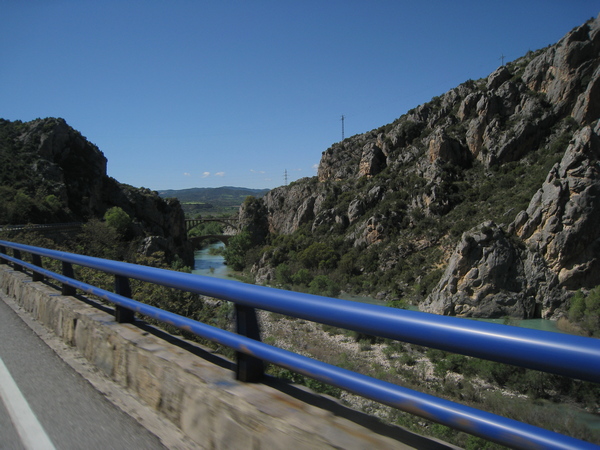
(185, 217), (238, 247)
(184, 217), (239, 232)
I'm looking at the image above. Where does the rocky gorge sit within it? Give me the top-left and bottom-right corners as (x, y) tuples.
(249, 14), (600, 320)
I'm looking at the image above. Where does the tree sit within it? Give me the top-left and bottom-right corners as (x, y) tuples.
(309, 275), (340, 298)
(298, 243), (338, 270)
(291, 268), (313, 286)
(223, 231), (252, 271)
(77, 218), (121, 259)
(275, 263), (292, 284)
(104, 206), (131, 237)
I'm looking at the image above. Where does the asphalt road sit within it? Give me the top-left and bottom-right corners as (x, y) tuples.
(0, 296), (166, 450)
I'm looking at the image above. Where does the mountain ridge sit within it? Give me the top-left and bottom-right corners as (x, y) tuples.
(242, 14), (600, 321)
(158, 186), (270, 217)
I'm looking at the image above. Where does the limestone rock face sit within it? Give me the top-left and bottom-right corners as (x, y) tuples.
(523, 16), (600, 119)
(263, 181), (322, 235)
(105, 182), (190, 261)
(358, 142), (387, 177)
(424, 121), (600, 319)
(512, 121), (600, 290)
(428, 128), (470, 167)
(18, 118), (107, 218)
(421, 222), (539, 318)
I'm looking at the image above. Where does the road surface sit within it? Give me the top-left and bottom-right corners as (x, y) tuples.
(0, 295), (167, 449)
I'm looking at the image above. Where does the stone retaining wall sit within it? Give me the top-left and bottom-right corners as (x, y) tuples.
(0, 266), (442, 449)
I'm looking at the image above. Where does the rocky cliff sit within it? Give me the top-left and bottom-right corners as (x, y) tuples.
(256, 15), (600, 319)
(0, 117), (192, 263)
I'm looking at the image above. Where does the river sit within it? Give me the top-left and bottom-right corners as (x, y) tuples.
(192, 242), (234, 279)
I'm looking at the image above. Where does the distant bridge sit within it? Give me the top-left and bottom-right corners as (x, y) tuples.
(184, 217), (239, 232)
(185, 217), (239, 246)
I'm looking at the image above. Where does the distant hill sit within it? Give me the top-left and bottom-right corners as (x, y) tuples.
(158, 186), (270, 216)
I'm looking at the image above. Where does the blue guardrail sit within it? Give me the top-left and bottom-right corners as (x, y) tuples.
(0, 240), (598, 449)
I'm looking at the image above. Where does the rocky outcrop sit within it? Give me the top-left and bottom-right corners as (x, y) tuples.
(422, 222), (535, 318)
(358, 142), (387, 177)
(512, 121), (600, 290)
(104, 183), (190, 261)
(3, 117), (192, 263)
(424, 121), (600, 319)
(523, 16), (600, 120)
(263, 180), (324, 235)
(17, 118), (108, 218)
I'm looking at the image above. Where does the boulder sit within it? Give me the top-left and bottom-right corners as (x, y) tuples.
(421, 222), (538, 318)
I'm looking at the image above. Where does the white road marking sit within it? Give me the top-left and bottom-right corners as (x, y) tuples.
(0, 356), (56, 450)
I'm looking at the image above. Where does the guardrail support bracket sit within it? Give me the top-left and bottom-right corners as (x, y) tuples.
(114, 275), (135, 323)
(61, 261), (76, 296)
(31, 254), (44, 282)
(235, 304), (264, 382)
(13, 249), (23, 272)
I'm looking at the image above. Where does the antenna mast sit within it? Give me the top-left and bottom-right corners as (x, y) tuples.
(341, 115), (345, 140)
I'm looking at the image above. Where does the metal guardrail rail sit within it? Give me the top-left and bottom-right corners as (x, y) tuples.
(0, 240), (598, 450)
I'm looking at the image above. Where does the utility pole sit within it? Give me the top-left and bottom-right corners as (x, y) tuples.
(341, 115), (345, 141)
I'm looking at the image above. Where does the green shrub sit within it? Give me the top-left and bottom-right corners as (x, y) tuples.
(291, 268), (312, 286)
(104, 206), (131, 237)
(569, 287), (600, 337)
(308, 275), (340, 297)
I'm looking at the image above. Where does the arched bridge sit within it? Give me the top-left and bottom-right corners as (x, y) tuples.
(184, 217), (239, 232)
(185, 217), (239, 246)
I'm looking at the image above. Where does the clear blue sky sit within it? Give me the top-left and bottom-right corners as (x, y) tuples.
(2, 1), (598, 190)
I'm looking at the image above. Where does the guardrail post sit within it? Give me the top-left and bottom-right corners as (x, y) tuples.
(31, 254), (44, 282)
(235, 304), (264, 382)
(13, 249), (23, 272)
(0, 245), (6, 264)
(114, 275), (135, 323)
(61, 261), (76, 296)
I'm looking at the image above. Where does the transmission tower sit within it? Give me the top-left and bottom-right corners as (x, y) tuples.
(284, 169), (288, 185)
(499, 53), (506, 66)
(341, 115), (345, 140)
